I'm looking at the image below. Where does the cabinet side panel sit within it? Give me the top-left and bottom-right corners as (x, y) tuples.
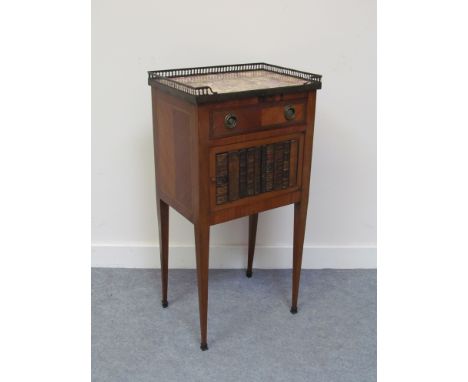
(152, 88), (196, 221)
(172, 109), (192, 210)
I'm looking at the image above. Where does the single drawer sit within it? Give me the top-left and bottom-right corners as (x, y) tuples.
(210, 100), (306, 139)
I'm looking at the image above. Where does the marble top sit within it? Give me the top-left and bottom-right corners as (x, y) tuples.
(173, 70), (307, 94)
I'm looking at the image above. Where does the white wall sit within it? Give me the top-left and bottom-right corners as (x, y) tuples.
(92, 0), (376, 268)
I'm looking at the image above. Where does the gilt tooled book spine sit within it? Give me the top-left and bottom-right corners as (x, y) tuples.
(273, 142), (284, 190)
(246, 148), (255, 196)
(215, 153), (228, 204)
(264, 144), (274, 192)
(239, 149), (247, 198)
(282, 141), (291, 189)
(289, 140), (298, 187)
(254, 147), (261, 195)
(228, 151), (240, 201)
(261, 145), (274, 192)
(261, 146), (267, 193)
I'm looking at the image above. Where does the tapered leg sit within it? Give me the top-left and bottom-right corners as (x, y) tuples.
(291, 201), (308, 314)
(194, 222), (210, 351)
(246, 213), (258, 278)
(157, 198), (169, 308)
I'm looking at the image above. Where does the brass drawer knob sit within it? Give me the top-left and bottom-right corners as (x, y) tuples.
(284, 105), (296, 121)
(224, 113), (237, 129)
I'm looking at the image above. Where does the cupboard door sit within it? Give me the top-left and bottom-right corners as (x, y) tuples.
(213, 135), (302, 207)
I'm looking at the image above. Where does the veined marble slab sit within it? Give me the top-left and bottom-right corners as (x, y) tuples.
(174, 70), (306, 94)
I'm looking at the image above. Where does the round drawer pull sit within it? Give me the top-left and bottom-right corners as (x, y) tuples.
(224, 113), (238, 129)
(284, 105), (296, 121)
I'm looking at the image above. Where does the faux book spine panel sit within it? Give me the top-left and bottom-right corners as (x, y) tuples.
(215, 140), (298, 205)
(215, 153), (228, 204)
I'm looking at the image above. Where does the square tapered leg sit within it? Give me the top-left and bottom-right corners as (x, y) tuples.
(156, 197), (169, 308)
(291, 201), (308, 314)
(194, 222), (210, 350)
(246, 213), (258, 278)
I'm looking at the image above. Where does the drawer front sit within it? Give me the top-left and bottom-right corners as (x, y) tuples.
(210, 101), (306, 139)
(214, 138), (300, 206)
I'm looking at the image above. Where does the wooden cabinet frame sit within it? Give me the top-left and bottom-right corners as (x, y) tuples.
(151, 78), (318, 351)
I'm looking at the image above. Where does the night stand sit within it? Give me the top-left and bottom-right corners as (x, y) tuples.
(148, 63), (322, 350)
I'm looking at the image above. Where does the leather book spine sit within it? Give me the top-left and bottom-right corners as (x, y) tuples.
(261, 145), (267, 193)
(228, 151), (240, 201)
(246, 148), (255, 196)
(215, 152), (228, 204)
(265, 144), (274, 192)
(289, 140), (298, 187)
(282, 141), (291, 189)
(273, 142), (284, 190)
(239, 149), (247, 198)
(254, 147), (261, 195)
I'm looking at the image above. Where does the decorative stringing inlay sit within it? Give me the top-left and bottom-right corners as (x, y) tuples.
(176, 70), (307, 94)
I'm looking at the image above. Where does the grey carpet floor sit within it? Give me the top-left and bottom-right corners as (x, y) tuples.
(92, 269), (376, 382)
